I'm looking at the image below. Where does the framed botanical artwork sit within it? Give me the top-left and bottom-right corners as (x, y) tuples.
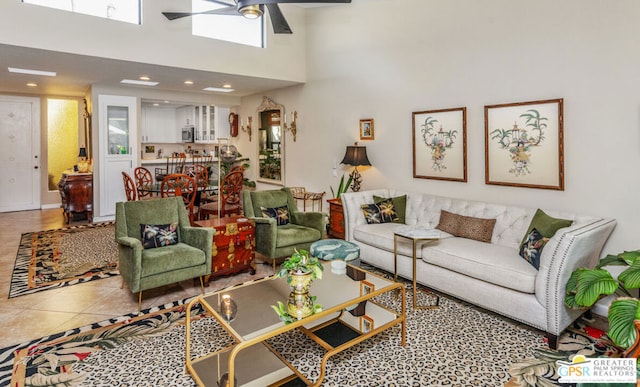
(412, 107), (467, 182)
(361, 280), (375, 296)
(359, 118), (374, 140)
(485, 98), (564, 190)
(360, 315), (374, 333)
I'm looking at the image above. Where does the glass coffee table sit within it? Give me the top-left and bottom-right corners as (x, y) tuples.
(185, 262), (405, 386)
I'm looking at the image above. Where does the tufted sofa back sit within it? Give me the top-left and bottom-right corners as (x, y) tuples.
(342, 189), (602, 250)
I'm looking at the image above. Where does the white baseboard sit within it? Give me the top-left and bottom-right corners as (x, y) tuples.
(41, 203), (61, 210)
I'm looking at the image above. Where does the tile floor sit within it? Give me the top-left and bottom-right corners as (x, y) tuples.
(0, 208), (272, 348)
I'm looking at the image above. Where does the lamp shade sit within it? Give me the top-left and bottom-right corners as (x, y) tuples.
(340, 144), (371, 167)
(78, 147), (87, 158)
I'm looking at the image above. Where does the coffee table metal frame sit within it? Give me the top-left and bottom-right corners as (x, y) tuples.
(393, 230), (440, 310)
(185, 263), (406, 387)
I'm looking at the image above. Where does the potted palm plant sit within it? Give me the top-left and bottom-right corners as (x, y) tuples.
(565, 249), (640, 352)
(271, 249), (323, 322)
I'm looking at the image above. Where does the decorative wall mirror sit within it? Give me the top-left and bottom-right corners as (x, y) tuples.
(257, 96), (285, 185)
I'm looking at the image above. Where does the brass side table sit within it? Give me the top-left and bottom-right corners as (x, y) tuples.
(393, 226), (441, 310)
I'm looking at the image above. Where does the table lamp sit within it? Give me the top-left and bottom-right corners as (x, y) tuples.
(340, 142), (371, 192)
(77, 147), (89, 173)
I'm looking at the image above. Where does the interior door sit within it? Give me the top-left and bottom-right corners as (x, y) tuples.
(0, 95), (40, 212)
(97, 95), (137, 219)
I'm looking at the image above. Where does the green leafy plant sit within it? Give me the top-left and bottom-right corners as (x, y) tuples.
(270, 297), (322, 324)
(565, 250), (640, 349)
(330, 174), (353, 199)
(275, 249), (323, 283)
(219, 152), (256, 188)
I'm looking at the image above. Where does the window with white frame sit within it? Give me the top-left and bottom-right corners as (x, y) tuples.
(191, 0), (264, 48)
(22, 0), (140, 24)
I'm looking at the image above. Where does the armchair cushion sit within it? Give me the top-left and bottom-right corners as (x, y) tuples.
(141, 243), (208, 277)
(275, 224), (322, 248)
(140, 222), (179, 249)
(261, 205), (291, 225)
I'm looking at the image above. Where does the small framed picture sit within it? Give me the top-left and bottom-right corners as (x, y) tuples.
(359, 118), (374, 140)
(361, 280), (375, 296)
(361, 315), (374, 333)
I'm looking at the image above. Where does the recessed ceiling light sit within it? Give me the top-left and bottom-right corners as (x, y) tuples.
(26, 82), (38, 87)
(203, 87), (234, 93)
(153, 103), (160, 106)
(8, 67), (56, 77)
(121, 79), (159, 86)
(222, 84), (232, 89)
(139, 76), (151, 81)
(184, 80), (194, 85)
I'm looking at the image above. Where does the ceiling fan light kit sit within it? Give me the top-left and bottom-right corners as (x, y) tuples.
(163, 0), (352, 34)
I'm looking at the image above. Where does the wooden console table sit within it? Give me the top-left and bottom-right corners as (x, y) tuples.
(58, 172), (93, 224)
(194, 217), (256, 284)
(327, 198), (345, 239)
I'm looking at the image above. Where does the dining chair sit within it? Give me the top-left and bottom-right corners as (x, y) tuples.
(155, 155), (186, 182)
(160, 173), (197, 224)
(122, 171), (138, 201)
(133, 167), (154, 198)
(199, 169), (244, 220)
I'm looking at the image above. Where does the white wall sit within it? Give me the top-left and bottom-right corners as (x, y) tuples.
(241, 0), (640, 256)
(0, 0), (307, 82)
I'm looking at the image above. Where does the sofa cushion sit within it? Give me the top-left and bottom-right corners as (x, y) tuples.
(435, 210), (496, 243)
(141, 243), (206, 277)
(373, 194), (407, 224)
(140, 222), (179, 249)
(261, 205), (290, 226)
(353, 223), (452, 258)
(519, 228), (548, 270)
(360, 199), (399, 224)
(422, 237), (538, 293)
(520, 208), (572, 249)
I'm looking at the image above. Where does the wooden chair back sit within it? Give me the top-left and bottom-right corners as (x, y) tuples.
(133, 167), (153, 198)
(122, 171), (137, 201)
(155, 155), (186, 181)
(199, 169), (244, 219)
(160, 173), (197, 223)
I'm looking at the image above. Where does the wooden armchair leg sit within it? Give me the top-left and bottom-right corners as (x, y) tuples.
(199, 276), (205, 294)
(138, 291), (143, 313)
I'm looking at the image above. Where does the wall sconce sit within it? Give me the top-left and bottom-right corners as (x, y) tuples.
(284, 111), (297, 142)
(340, 142), (371, 192)
(241, 116), (252, 141)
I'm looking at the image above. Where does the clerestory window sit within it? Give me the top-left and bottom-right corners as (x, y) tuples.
(22, 0), (141, 24)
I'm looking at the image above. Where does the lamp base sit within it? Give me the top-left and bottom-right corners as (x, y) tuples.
(77, 158), (89, 173)
(349, 168), (362, 192)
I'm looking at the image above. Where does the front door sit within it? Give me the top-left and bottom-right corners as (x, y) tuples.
(0, 95), (40, 212)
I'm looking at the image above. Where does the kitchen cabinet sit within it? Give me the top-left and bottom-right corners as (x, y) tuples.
(194, 105), (231, 143)
(141, 107), (177, 143)
(176, 105), (196, 128)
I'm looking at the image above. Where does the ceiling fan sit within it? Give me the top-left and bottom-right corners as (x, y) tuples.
(162, 0), (352, 34)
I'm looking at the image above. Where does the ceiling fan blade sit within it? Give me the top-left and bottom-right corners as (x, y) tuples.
(203, 0), (237, 6)
(163, 7), (239, 21)
(266, 4), (292, 34)
(244, 0), (351, 4)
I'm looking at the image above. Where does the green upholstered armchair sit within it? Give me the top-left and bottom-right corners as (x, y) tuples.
(242, 188), (324, 269)
(115, 196), (214, 311)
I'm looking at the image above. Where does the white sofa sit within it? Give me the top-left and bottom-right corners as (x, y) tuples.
(341, 189), (616, 348)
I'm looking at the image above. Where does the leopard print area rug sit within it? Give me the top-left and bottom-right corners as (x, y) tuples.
(9, 222), (118, 298)
(1, 278), (551, 387)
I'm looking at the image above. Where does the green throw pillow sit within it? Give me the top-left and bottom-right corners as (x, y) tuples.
(373, 194), (407, 224)
(520, 209), (573, 248)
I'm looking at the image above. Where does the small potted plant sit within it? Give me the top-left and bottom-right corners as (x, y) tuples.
(272, 249), (324, 321)
(565, 250), (640, 353)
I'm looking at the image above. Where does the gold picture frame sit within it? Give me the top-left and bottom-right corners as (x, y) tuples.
(359, 118), (374, 140)
(361, 280), (374, 295)
(485, 98), (564, 190)
(412, 107), (467, 182)
(360, 315), (374, 333)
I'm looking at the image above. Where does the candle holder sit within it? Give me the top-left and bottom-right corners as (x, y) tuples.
(219, 294), (238, 322)
(284, 111), (297, 142)
(241, 116), (252, 141)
